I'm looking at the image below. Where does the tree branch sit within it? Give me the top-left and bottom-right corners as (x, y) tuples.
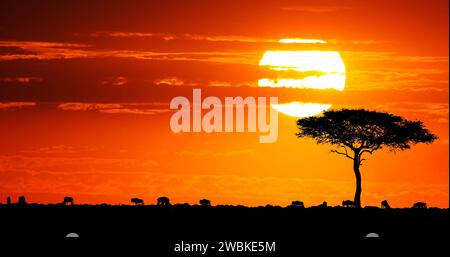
(359, 145), (381, 158)
(359, 158), (366, 166)
(331, 148), (354, 160)
(342, 141), (355, 151)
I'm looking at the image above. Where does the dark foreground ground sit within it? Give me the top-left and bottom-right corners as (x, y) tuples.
(0, 204), (448, 255)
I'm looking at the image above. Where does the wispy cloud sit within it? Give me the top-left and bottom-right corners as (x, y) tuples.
(154, 77), (187, 86)
(57, 102), (170, 115)
(0, 102), (36, 109)
(280, 5), (350, 13)
(328, 39), (382, 45)
(89, 31), (177, 41)
(343, 51), (449, 63)
(88, 31), (335, 45)
(0, 40), (259, 64)
(58, 103), (122, 111)
(100, 76), (128, 86)
(278, 38), (327, 44)
(347, 68), (449, 91)
(89, 32), (276, 43)
(0, 41), (92, 60)
(0, 77), (43, 83)
(21, 145), (101, 155)
(99, 108), (165, 115)
(182, 34), (275, 43)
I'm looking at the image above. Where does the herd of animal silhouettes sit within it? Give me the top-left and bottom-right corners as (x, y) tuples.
(1, 195), (429, 209)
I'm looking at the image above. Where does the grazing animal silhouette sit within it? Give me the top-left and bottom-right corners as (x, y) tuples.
(291, 200), (304, 207)
(6, 196), (11, 205)
(342, 200), (355, 208)
(381, 200), (391, 209)
(412, 202), (427, 209)
(199, 199), (211, 206)
(131, 198), (144, 205)
(157, 196), (171, 206)
(63, 196), (74, 206)
(17, 196), (27, 205)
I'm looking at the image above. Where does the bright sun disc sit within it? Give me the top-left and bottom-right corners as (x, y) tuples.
(258, 50), (346, 91)
(260, 41), (346, 118)
(272, 102), (332, 118)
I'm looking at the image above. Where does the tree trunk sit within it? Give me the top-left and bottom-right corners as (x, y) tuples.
(353, 151), (362, 208)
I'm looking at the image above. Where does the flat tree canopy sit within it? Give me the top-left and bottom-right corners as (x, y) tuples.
(296, 109), (437, 153)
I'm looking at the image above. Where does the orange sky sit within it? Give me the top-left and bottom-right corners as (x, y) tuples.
(0, 0), (448, 207)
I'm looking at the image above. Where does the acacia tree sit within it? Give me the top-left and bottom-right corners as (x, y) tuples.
(296, 109), (437, 208)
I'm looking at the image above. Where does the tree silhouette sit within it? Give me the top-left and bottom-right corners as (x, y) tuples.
(296, 109), (437, 208)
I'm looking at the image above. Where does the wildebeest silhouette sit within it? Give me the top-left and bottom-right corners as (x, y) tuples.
(157, 196), (171, 206)
(6, 196), (11, 205)
(412, 202), (427, 209)
(63, 196), (74, 206)
(18, 196), (27, 205)
(199, 199), (211, 206)
(291, 200), (304, 207)
(342, 200), (355, 208)
(131, 198), (144, 205)
(381, 200), (391, 209)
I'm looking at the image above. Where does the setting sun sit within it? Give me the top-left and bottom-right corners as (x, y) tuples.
(259, 50), (346, 91)
(272, 102), (332, 118)
(260, 48), (346, 117)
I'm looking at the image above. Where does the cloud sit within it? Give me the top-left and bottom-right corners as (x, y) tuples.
(89, 32), (276, 43)
(0, 77), (43, 83)
(343, 51), (449, 63)
(20, 145), (103, 155)
(153, 77), (256, 88)
(154, 77), (186, 86)
(278, 38), (327, 44)
(57, 102), (170, 115)
(0, 41), (92, 60)
(91, 31), (155, 37)
(57, 103), (123, 111)
(182, 34), (276, 43)
(89, 31), (177, 41)
(99, 108), (165, 115)
(280, 5), (350, 13)
(207, 81), (234, 87)
(101, 76), (128, 86)
(346, 68), (449, 91)
(328, 39), (382, 45)
(88, 31), (385, 48)
(0, 102), (36, 109)
(0, 40), (259, 64)
(113, 50), (259, 64)
(21, 145), (78, 154)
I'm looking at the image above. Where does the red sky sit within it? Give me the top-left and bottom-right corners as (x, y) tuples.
(0, 0), (448, 207)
